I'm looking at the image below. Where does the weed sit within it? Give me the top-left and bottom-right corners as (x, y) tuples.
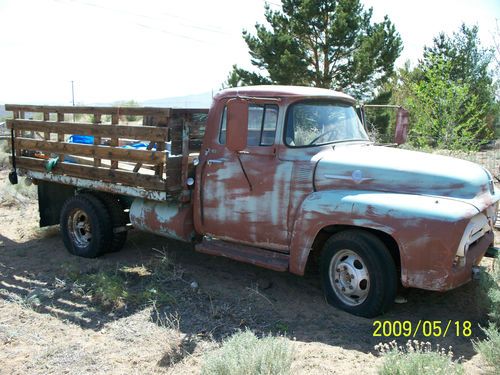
(60, 262), (81, 282)
(474, 256), (500, 374)
(484, 257), (500, 325)
(0, 139), (9, 167)
(201, 330), (293, 375)
(0, 176), (37, 206)
(152, 247), (185, 282)
(79, 272), (128, 310)
(376, 340), (464, 375)
(273, 321), (289, 334)
(152, 303), (181, 331)
(130, 287), (176, 306)
(473, 323), (500, 374)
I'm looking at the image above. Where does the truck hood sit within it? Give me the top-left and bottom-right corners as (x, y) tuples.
(314, 144), (495, 205)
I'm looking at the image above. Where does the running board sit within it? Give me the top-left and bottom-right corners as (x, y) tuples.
(195, 238), (289, 272)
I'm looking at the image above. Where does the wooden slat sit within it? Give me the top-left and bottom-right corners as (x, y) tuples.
(133, 142), (156, 173)
(181, 121), (189, 188)
(93, 113), (102, 167)
(154, 115), (169, 178)
(155, 142), (165, 176)
(56, 113), (65, 161)
(14, 156), (167, 191)
(169, 118), (183, 155)
(170, 108), (209, 116)
(42, 112), (50, 140)
(110, 114), (119, 169)
(5, 104), (173, 117)
(165, 155), (183, 191)
(13, 111), (20, 157)
(14, 138), (167, 163)
(7, 120), (169, 141)
(189, 139), (203, 151)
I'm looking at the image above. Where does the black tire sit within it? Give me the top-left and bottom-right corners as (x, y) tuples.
(60, 194), (112, 258)
(92, 193), (128, 253)
(320, 230), (397, 318)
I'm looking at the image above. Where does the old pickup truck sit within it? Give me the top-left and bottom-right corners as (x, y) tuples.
(5, 86), (499, 317)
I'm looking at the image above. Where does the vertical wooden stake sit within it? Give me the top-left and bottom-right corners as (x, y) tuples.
(57, 112), (65, 162)
(111, 114), (119, 169)
(13, 111), (20, 157)
(93, 113), (102, 167)
(43, 112), (50, 141)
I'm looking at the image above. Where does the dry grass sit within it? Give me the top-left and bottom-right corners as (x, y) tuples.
(376, 340), (464, 375)
(473, 255), (500, 374)
(0, 139), (10, 168)
(201, 330), (293, 375)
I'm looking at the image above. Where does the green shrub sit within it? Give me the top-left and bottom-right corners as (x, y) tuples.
(474, 255), (500, 374)
(201, 330), (293, 375)
(376, 340), (464, 375)
(79, 272), (128, 310)
(473, 324), (500, 374)
(485, 257), (500, 325)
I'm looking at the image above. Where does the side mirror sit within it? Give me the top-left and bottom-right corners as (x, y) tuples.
(226, 98), (248, 152)
(394, 108), (409, 145)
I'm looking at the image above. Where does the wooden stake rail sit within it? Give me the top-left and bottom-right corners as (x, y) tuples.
(5, 104), (208, 197)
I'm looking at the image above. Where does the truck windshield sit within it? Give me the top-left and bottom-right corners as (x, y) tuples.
(285, 101), (369, 147)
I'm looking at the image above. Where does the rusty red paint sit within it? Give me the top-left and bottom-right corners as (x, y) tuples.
(129, 199), (194, 242)
(190, 86), (498, 293)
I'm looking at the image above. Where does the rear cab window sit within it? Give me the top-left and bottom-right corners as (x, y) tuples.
(219, 104), (278, 146)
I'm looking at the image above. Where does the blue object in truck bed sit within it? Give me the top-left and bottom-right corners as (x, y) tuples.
(68, 135), (94, 144)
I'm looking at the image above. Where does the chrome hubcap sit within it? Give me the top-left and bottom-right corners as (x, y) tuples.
(68, 209), (92, 247)
(329, 249), (370, 306)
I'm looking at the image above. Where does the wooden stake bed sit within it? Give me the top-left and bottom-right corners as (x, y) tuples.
(5, 104), (208, 201)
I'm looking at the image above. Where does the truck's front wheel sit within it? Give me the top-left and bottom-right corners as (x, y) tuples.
(60, 194), (112, 257)
(320, 230), (397, 318)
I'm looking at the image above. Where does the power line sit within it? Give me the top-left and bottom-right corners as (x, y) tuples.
(60, 0), (233, 36)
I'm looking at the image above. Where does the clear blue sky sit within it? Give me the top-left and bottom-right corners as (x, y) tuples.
(0, 0), (498, 104)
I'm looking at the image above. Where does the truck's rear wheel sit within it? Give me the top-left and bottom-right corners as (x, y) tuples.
(92, 193), (128, 253)
(320, 230), (397, 318)
(60, 194), (112, 257)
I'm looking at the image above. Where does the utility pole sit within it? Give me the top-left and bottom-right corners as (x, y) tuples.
(71, 80), (75, 106)
(71, 80), (75, 122)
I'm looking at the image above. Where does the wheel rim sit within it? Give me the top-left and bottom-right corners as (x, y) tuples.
(68, 209), (92, 248)
(329, 249), (370, 306)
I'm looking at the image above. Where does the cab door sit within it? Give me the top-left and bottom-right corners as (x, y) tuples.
(200, 101), (291, 250)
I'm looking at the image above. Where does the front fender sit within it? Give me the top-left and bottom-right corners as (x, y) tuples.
(289, 190), (478, 277)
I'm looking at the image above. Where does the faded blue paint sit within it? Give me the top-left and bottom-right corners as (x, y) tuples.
(293, 189), (479, 239)
(315, 145), (492, 200)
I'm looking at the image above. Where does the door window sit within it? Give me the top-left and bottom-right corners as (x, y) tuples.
(219, 104), (278, 146)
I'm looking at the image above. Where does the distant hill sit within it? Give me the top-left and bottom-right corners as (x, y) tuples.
(141, 92), (213, 109)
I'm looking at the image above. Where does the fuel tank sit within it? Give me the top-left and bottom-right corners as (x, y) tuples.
(129, 199), (194, 242)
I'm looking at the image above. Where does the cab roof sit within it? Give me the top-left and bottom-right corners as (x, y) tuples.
(215, 85), (355, 103)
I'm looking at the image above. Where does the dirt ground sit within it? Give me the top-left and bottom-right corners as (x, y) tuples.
(0, 167), (497, 374)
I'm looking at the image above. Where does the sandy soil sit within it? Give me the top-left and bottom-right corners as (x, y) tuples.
(0, 168), (496, 374)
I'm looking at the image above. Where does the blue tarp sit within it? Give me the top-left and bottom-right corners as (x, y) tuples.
(68, 135), (94, 144)
(68, 135), (156, 150)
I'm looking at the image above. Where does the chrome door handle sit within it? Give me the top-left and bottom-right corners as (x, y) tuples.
(207, 159), (224, 166)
